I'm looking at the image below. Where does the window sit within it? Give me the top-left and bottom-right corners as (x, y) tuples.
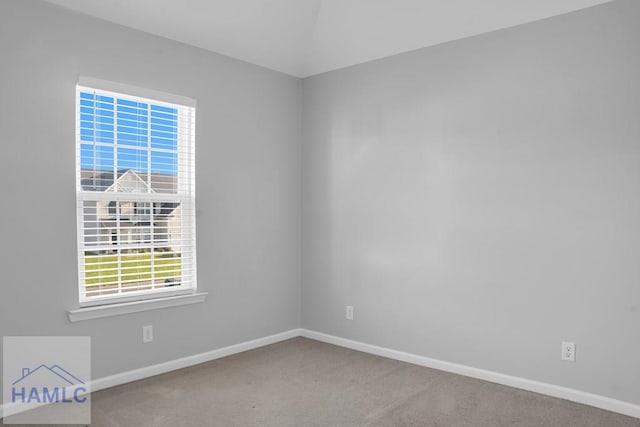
(76, 77), (196, 306)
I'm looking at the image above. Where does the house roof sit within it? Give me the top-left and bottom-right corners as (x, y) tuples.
(105, 169), (153, 194)
(81, 169), (176, 193)
(82, 169), (180, 216)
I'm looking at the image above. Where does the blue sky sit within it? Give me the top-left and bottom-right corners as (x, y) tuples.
(79, 92), (178, 175)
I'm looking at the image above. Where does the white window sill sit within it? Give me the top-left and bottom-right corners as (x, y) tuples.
(67, 292), (208, 322)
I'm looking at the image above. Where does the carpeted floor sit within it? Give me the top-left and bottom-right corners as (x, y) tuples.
(5, 337), (640, 426)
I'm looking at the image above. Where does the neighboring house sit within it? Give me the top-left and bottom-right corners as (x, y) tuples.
(81, 170), (182, 253)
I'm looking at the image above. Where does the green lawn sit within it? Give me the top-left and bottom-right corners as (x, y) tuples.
(85, 253), (181, 288)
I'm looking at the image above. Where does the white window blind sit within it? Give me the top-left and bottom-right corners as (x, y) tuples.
(75, 80), (196, 306)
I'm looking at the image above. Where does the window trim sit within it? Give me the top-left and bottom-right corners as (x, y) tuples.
(77, 76), (196, 108)
(68, 292), (208, 322)
(75, 77), (197, 308)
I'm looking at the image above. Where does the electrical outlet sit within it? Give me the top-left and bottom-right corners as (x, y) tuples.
(143, 325), (153, 343)
(346, 305), (354, 320)
(561, 341), (575, 362)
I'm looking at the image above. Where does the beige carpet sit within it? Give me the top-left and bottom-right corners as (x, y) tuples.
(6, 337), (640, 426)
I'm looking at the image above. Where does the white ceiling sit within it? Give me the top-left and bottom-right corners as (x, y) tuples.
(44, 0), (614, 78)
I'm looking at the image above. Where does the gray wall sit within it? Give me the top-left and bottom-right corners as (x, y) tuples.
(0, 0), (301, 381)
(302, 0), (640, 405)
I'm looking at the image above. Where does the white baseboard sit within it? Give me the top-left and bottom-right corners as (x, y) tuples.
(91, 328), (303, 391)
(300, 329), (640, 420)
(0, 328), (302, 419)
(3, 327), (637, 420)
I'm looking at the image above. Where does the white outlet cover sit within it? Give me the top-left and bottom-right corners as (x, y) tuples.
(561, 341), (576, 362)
(346, 305), (354, 320)
(143, 325), (153, 343)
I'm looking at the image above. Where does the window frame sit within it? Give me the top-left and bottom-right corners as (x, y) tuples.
(75, 77), (197, 308)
